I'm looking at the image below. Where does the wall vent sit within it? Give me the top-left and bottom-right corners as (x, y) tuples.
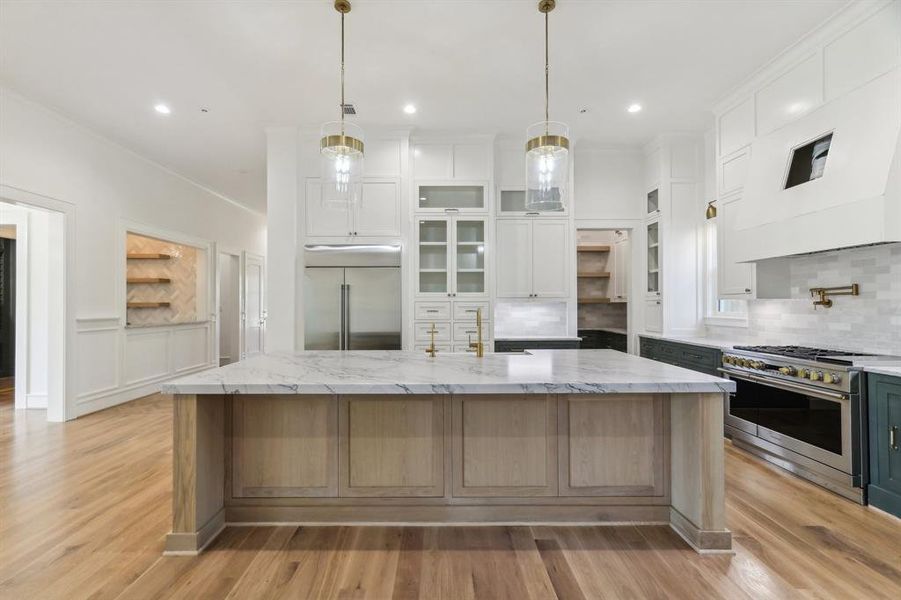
(341, 103), (356, 115)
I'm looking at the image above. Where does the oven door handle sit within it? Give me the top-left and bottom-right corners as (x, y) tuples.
(719, 369), (849, 402)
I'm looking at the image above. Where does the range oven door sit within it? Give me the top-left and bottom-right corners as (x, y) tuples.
(724, 371), (852, 475)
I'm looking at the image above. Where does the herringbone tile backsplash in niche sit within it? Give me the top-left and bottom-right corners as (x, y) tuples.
(126, 233), (202, 326)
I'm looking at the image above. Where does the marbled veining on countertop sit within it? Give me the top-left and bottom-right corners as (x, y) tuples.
(161, 349), (735, 396)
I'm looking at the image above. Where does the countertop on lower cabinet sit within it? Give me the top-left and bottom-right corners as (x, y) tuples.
(161, 349), (734, 396)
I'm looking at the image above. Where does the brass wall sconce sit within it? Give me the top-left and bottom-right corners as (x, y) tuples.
(705, 201), (717, 219)
(810, 283), (859, 309)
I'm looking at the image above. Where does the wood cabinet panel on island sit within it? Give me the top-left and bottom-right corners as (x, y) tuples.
(232, 395), (337, 498)
(339, 395), (445, 497)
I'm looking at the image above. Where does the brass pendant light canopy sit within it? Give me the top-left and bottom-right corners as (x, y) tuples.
(320, 0), (364, 208)
(525, 0), (569, 212)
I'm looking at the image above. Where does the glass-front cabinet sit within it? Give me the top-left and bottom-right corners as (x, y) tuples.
(417, 183), (487, 213)
(498, 188), (566, 215)
(417, 217), (487, 297)
(646, 220), (660, 297)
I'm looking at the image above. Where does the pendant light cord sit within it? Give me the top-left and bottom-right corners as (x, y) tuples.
(340, 11), (345, 134)
(544, 9), (549, 134)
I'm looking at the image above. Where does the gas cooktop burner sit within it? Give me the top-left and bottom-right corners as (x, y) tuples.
(732, 345), (871, 364)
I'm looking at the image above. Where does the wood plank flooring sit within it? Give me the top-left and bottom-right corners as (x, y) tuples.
(1, 393), (899, 599)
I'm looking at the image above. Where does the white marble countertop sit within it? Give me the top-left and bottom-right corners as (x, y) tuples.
(161, 349), (734, 396)
(862, 365), (901, 377)
(493, 336), (582, 341)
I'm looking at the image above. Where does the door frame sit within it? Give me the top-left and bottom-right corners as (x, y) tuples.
(0, 185), (76, 422)
(214, 246), (243, 366)
(572, 219), (641, 354)
(241, 251), (265, 358)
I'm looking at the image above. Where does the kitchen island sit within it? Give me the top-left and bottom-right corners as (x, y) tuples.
(161, 350), (735, 554)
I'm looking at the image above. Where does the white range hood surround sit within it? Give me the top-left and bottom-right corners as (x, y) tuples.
(735, 68), (901, 262)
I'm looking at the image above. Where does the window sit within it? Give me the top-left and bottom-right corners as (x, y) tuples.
(704, 220), (748, 325)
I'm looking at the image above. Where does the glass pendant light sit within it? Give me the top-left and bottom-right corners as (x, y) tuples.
(320, 0), (364, 208)
(525, 0), (569, 212)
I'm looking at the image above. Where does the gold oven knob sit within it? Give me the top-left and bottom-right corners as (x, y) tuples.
(823, 372), (841, 384)
(778, 366), (796, 376)
(797, 368), (810, 379)
(809, 371), (823, 381)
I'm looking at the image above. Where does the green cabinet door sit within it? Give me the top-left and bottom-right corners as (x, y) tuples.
(868, 374), (901, 518)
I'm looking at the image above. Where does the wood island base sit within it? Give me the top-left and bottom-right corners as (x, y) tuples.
(165, 392), (731, 555)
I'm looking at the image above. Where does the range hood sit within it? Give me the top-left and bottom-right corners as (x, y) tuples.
(735, 68), (901, 262)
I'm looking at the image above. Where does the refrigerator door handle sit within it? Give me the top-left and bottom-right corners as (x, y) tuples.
(344, 284), (351, 350)
(339, 283), (346, 350)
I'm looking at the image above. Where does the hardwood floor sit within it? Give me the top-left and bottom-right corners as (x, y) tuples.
(0, 376), (13, 405)
(1, 394), (899, 599)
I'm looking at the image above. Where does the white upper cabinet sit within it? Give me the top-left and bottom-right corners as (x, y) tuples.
(452, 144), (491, 180)
(305, 179), (350, 237)
(531, 220), (568, 298)
(719, 148), (751, 196)
(718, 97), (755, 157)
(413, 141), (491, 181)
(496, 219), (568, 299)
(363, 140), (403, 178)
(495, 145), (524, 187)
(355, 180), (401, 237)
(413, 144), (454, 179)
(717, 194), (754, 297)
(417, 184), (487, 213)
(306, 179), (400, 238)
(756, 53), (823, 136)
(495, 219), (532, 297)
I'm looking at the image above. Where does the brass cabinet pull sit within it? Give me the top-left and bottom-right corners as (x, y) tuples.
(891, 426), (899, 451)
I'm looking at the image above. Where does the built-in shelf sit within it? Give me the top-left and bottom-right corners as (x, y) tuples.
(648, 268), (660, 274)
(648, 243), (659, 249)
(577, 245), (611, 253)
(456, 269), (484, 272)
(420, 269), (447, 273)
(419, 242), (447, 246)
(127, 277), (171, 284)
(577, 272), (612, 278)
(127, 253), (171, 260)
(577, 297), (611, 304)
(127, 301), (171, 308)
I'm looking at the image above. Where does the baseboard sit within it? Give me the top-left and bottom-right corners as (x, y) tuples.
(164, 508), (226, 555)
(76, 363), (213, 417)
(669, 507), (732, 553)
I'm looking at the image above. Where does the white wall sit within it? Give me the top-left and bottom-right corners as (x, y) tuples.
(0, 89), (266, 418)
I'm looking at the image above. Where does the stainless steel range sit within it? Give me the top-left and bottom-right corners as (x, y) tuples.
(720, 345), (894, 503)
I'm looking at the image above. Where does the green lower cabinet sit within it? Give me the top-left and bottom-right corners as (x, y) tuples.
(868, 374), (901, 518)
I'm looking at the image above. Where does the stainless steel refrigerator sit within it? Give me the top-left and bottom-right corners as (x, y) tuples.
(303, 244), (402, 350)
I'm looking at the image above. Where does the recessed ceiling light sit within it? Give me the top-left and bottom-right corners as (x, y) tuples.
(403, 104), (417, 114)
(154, 103), (171, 115)
(627, 103), (642, 114)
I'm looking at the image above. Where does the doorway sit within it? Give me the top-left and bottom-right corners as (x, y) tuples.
(217, 252), (241, 366)
(242, 253), (265, 359)
(575, 228), (632, 352)
(0, 195), (70, 420)
(0, 225), (15, 405)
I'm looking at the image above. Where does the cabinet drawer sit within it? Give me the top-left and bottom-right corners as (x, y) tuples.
(453, 344), (476, 354)
(414, 322), (451, 342)
(414, 301), (451, 320)
(453, 321), (491, 343)
(413, 343), (452, 354)
(453, 300), (490, 321)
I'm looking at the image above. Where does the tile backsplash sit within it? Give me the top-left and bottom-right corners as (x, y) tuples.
(494, 301), (568, 338)
(706, 243), (901, 354)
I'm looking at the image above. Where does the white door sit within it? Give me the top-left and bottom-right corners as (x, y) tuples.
(495, 219), (532, 297)
(718, 194), (755, 296)
(354, 180), (400, 237)
(217, 252), (241, 365)
(242, 252), (265, 358)
(531, 220), (568, 298)
(613, 235), (630, 302)
(305, 179), (352, 237)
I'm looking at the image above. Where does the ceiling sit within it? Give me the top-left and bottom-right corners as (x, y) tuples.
(0, 0), (848, 213)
